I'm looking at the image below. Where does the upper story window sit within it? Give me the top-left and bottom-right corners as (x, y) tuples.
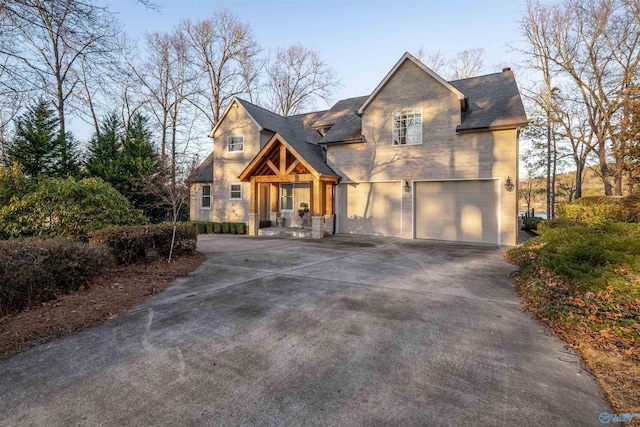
(229, 183), (242, 200)
(393, 110), (422, 145)
(201, 185), (211, 208)
(228, 136), (244, 152)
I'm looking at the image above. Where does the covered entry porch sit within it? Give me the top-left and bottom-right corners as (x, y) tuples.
(239, 133), (339, 238)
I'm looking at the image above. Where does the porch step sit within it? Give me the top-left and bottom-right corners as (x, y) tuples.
(258, 227), (312, 238)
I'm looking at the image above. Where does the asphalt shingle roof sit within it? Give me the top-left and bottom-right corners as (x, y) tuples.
(236, 99), (338, 177)
(450, 69), (528, 132)
(186, 151), (214, 183)
(231, 68), (527, 177)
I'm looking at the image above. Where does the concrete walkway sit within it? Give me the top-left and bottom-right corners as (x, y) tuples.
(0, 235), (611, 426)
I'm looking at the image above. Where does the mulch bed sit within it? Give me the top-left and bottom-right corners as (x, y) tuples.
(0, 252), (205, 361)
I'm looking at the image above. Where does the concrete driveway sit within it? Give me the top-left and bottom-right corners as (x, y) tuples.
(0, 235), (611, 426)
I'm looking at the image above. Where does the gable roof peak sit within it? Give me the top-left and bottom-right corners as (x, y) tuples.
(357, 52), (465, 115)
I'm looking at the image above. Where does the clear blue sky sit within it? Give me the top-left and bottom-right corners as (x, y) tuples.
(109, 0), (531, 105)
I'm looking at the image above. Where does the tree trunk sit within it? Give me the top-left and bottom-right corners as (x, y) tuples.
(598, 139), (614, 196)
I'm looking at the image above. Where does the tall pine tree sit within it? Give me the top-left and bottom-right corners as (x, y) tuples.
(8, 101), (59, 178)
(8, 100), (79, 179)
(85, 113), (124, 184)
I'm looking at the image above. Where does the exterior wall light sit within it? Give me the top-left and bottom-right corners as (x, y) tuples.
(404, 179), (411, 192)
(505, 176), (515, 192)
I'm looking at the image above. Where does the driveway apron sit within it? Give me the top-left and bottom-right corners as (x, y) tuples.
(0, 235), (612, 426)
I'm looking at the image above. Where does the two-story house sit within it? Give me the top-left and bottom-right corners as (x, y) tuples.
(187, 52), (528, 245)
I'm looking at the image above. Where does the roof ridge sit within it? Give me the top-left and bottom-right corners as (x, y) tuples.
(236, 98), (285, 118)
(448, 71), (506, 83)
(287, 110), (328, 118)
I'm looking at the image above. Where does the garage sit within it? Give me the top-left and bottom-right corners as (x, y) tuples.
(414, 180), (500, 244)
(337, 182), (401, 237)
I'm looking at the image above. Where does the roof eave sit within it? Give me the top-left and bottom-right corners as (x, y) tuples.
(456, 121), (530, 134)
(318, 137), (364, 145)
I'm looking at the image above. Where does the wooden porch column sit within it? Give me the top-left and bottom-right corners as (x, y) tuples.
(249, 177), (258, 214)
(325, 182), (334, 215)
(312, 179), (323, 216)
(248, 177), (259, 236)
(270, 183), (279, 212)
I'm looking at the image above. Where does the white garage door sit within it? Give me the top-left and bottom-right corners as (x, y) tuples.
(338, 182), (401, 237)
(414, 180), (499, 244)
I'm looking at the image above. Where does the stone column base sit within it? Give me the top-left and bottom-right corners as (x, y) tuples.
(311, 216), (325, 239)
(248, 213), (260, 236)
(323, 214), (335, 235)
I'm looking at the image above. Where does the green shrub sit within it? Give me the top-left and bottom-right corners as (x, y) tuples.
(194, 222), (207, 234)
(90, 224), (196, 265)
(221, 222), (231, 234)
(259, 220), (272, 228)
(0, 177), (147, 239)
(0, 164), (35, 208)
(236, 223), (247, 234)
(536, 218), (579, 233)
(523, 216), (542, 231)
(213, 222), (222, 233)
(0, 238), (113, 315)
(205, 222), (214, 233)
(555, 196), (634, 225)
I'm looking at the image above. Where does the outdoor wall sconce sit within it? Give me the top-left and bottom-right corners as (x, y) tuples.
(505, 176), (515, 192)
(404, 179), (411, 192)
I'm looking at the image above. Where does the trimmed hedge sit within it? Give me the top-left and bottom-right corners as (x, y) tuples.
(259, 220), (272, 228)
(522, 216), (543, 231)
(555, 196), (635, 225)
(90, 224), (196, 265)
(0, 238), (113, 315)
(182, 221), (248, 235)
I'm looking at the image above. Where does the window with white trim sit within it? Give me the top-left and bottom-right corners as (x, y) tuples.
(229, 183), (242, 200)
(392, 109), (422, 145)
(201, 185), (211, 208)
(280, 183), (293, 210)
(228, 136), (244, 152)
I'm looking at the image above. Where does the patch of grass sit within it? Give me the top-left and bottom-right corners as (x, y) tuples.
(506, 222), (640, 415)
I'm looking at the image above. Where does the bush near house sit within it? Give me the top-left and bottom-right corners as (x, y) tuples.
(0, 177), (147, 239)
(555, 196), (636, 225)
(0, 238), (112, 315)
(182, 221), (248, 235)
(90, 224), (196, 265)
(259, 220), (272, 228)
(522, 216), (543, 231)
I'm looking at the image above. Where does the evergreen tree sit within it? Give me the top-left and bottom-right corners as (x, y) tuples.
(51, 132), (81, 178)
(85, 113), (123, 184)
(120, 113), (168, 222)
(8, 100), (80, 179)
(7, 101), (59, 178)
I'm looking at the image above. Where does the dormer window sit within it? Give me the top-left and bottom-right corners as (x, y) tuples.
(228, 136), (244, 152)
(393, 109), (422, 145)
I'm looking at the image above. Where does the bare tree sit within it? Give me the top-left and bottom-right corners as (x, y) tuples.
(414, 47), (485, 80)
(0, 0), (118, 142)
(449, 48), (485, 80)
(414, 47), (448, 76)
(179, 10), (261, 126)
(519, 0), (640, 196)
(265, 44), (340, 116)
